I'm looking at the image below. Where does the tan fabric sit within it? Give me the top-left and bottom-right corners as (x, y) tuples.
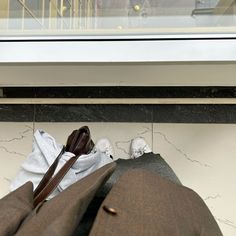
(89, 169), (223, 236)
(0, 182), (33, 236)
(15, 162), (116, 236)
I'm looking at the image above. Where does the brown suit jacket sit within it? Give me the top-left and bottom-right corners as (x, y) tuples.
(14, 162), (116, 236)
(0, 162), (222, 236)
(89, 169), (222, 236)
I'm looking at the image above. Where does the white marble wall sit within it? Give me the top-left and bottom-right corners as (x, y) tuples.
(0, 122), (235, 235)
(0, 123), (33, 197)
(153, 124), (236, 236)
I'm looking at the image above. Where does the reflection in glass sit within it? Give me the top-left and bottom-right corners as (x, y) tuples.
(0, 0), (236, 36)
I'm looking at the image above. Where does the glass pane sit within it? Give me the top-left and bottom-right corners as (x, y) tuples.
(0, 0), (236, 37)
(8, 0), (22, 29)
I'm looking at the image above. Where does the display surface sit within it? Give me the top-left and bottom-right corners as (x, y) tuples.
(0, 0), (236, 38)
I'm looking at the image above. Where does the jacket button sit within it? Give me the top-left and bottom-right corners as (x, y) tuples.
(133, 4), (141, 11)
(103, 205), (118, 215)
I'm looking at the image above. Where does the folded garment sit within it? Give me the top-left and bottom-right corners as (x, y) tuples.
(89, 169), (222, 236)
(73, 152), (182, 236)
(10, 129), (113, 199)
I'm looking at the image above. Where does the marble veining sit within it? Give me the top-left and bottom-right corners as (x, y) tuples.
(115, 140), (132, 158)
(204, 194), (221, 201)
(0, 146), (26, 157)
(0, 125), (32, 143)
(215, 217), (236, 229)
(3, 177), (11, 183)
(137, 126), (152, 135)
(154, 131), (211, 168)
(0, 125), (33, 157)
(0, 123), (33, 198)
(153, 123), (236, 235)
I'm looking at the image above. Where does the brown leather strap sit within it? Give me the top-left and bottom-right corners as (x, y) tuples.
(33, 146), (65, 199)
(33, 132), (93, 207)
